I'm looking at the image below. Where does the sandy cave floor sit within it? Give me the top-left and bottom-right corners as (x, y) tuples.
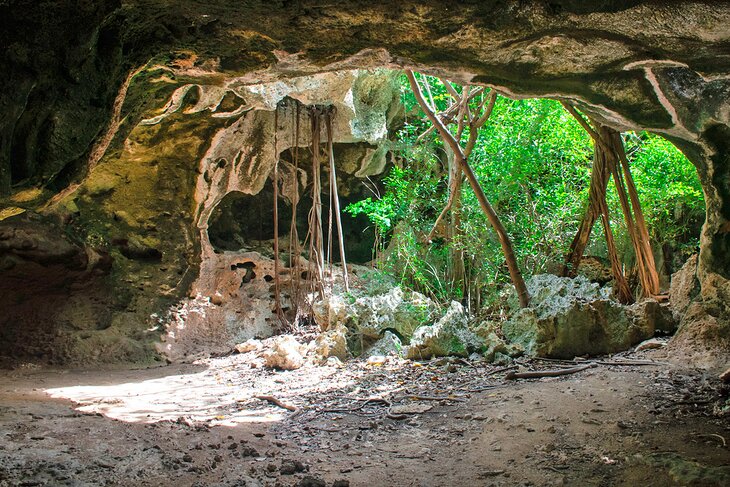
(0, 349), (729, 487)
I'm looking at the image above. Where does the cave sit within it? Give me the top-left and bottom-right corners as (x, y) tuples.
(0, 1), (729, 486)
(207, 147), (378, 264)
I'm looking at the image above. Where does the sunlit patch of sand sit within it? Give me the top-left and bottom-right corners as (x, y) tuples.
(46, 355), (361, 425)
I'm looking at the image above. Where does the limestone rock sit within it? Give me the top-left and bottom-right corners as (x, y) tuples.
(325, 357), (343, 367)
(669, 254), (700, 318)
(311, 325), (350, 362)
(366, 331), (404, 357)
(366, 355), (387, 366)
(312, 294), (351, 332)
(577, 256), (613, 285)
(668, 299), (730, 371)
(629, 299), (677, 334)
(210, 292), (224, 306)
(503, 275), (653, 359)
(313, 287), (435, 345)
(235, 338), (262, 354)
(635, 338), (667, 352)
(481, 332), (523, 362)
(262, 335), (306, 370)
(389, 403), (433, 415)
(407, 302), (484, 360)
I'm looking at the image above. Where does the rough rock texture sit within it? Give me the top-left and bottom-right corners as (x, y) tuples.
(366, 331), (404, 358)
(0, 213), (153, 364)
(313, 287), (435, 352)
(2, 1), (730, 364)
(235, 338), (263, 354)
(311, 324), (350, 363)
(577, 256), (613, 285)
(0, 68), (400, 364)
(503, 275), (654, 359)
(262, 335), (306, 370)
(406, 302), (484, 360)
(670, 254), (700, 319)
(629, 300), (677, 335)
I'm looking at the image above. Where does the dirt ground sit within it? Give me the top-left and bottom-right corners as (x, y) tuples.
(1, 349), (728, 487)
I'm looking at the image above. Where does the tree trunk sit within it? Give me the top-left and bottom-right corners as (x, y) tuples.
(405, 70), (530, 308)
(605, 128), (660, 296)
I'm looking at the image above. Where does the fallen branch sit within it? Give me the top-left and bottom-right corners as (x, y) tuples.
(464, 385), (500, 393)
(486, 365), (519, 376)
(254, 395), (297, 412)
(531, 357), (577, 365)
(403, 394), (467, 403)
(694, 433), (727, 447)
(505, 363), (596, 380)
(575, 358), (667, 366)
(321, 396), (391, 414)
(385, 412), (410, 420)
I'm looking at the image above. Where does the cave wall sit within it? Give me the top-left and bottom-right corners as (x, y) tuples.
(157, 70), (400, 361)
(1, 0), (729, 364)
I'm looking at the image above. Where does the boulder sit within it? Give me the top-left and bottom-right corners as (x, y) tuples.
(366, 330), (404, 357)
(481, 331), (524, 362)
(407, 301), (484, 359)
(262, 335), (305, 370)
(635, 338), (667, 352)
(503, 275), (653, 359)
(669, 254), (700, 318)
(629, 299), (677, 334)
(235, 338), (262, 354)
(313, 286), (435, 347)
(311, 325), (350, 362)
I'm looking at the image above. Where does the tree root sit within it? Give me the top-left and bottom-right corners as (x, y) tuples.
(505, 363), (596, 380)
(254, 395), (297, 412)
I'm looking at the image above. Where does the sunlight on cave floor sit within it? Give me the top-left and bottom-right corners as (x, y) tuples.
(44, 355), (405, 426)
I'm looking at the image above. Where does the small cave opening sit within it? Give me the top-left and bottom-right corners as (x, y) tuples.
(207, 182), (290, 252)
(207, 144), (379, 265)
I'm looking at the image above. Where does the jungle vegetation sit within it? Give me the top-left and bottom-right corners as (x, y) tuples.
(346, 73), (704, 314)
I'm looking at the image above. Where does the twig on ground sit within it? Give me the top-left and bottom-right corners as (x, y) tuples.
(505, 363), (596, 380)
(531, 357), (578, 365)
(575, 358), (667, 366)
(486, 365), (518, 376)
(401, 394), (467, 403)
(454, 358), (475, 368)
(464, 385), (500, 393)
(695, 433), (726, 447)
(321, 396), (391, 414)
(254, 395), (297, 412)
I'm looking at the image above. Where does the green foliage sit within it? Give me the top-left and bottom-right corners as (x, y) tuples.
(347, 73), (704, 310)
(624, 132), (704, 252)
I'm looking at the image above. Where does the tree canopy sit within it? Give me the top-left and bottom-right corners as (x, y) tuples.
(346, 73), (704, 312)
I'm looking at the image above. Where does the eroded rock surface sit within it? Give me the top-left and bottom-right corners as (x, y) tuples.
(263, 335), (306, 370)
(313, 286), (435, 353)
(406, 301), (484, 360)
(503, 275), (654, 359)
(670, 254), (700, 319)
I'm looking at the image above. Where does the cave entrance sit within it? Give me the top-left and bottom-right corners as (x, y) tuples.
(207, 148), (378, 265)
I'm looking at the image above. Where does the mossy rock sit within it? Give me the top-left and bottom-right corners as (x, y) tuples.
(407, 301), (484, 360)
